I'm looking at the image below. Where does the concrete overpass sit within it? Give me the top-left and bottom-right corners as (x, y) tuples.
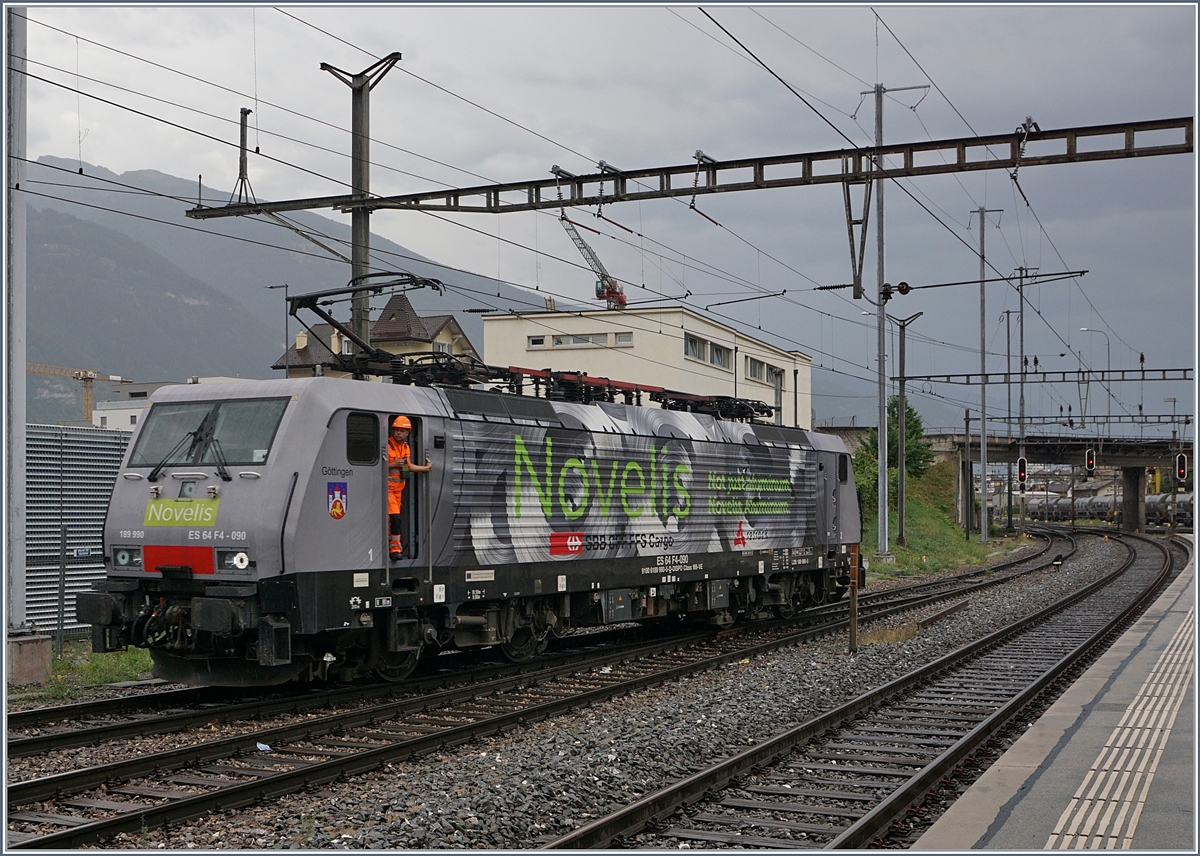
(928, 434), (1192, 534)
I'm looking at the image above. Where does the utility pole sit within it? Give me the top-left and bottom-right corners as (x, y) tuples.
(320, 53), (402, 351)
(6, 6), (28, 636)
(890, 312), (922, 546)
(873, 83), (890, 562)
(864, 81), (926, 562)
(1003, 309), (1017, 530)
(964, 408), (973, 538)
(972, 206), (1002, 542)
(1018, 267), (1033, 535)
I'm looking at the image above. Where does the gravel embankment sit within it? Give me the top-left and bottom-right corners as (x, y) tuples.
(83, 536), (1124, 850)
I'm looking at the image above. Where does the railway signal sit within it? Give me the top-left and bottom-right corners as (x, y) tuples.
(1017, 456), (1028, 490)
(1177, 453), (1188, 482)
(1085, 448), (1096, 473)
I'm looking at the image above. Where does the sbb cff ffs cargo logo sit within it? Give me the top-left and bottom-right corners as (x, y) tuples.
(550, 531), (584, 556)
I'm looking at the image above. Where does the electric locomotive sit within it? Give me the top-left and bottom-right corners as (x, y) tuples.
(78, 375), (861, 685)
(78, 279), (861, 685)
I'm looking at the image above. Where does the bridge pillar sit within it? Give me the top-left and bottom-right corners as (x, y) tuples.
(1121, 467), (1146, 532)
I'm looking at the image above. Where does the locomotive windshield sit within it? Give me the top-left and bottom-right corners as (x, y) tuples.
(129, 397), (289, 468)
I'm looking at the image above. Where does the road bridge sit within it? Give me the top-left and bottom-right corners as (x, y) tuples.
(929, 434), (1192, 534)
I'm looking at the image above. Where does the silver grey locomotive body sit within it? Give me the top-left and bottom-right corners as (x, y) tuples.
(79, 377), (862, 685)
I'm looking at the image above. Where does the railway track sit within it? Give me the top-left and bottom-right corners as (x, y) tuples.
(5, 534), (1082, 849)
(541, 530), (1179, 849)
(8, 528), (1066, 756)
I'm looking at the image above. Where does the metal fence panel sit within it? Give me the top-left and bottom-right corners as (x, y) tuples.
(25, 425), (131, 634)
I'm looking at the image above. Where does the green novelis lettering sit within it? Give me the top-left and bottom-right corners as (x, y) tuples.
(144, 498), (220, 527)
(559, 458), (588, 520)
(512, 434), (694, 521)
(620, 462), (646, 517)
(513, 434), (553, 518)
(649, 444), (657, 516)
(672, 464), (692, 517)
(590, 459), (620, 516)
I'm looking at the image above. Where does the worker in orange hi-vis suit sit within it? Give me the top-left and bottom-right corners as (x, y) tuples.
(387, 415), (433, 560)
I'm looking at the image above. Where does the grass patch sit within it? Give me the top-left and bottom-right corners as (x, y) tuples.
(859, 622), (921, 646)
(8, 639), (154, 705)
(863, 460), (1034, 583)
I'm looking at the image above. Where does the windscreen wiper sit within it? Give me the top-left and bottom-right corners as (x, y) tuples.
(147, 432), (196, 483)
(208, 437), (233, 482)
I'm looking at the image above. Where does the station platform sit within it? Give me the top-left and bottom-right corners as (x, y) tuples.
(916, 536), (1194, 851)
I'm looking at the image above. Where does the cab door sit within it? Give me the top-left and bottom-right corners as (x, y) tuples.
(295, 410), (385, 571)
(387, 414), (425, 562)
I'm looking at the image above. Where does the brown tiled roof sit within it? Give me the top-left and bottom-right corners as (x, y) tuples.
(371, 294), (431, 342)
(271, 323), (339, 371)
(271, 294), (481, 371)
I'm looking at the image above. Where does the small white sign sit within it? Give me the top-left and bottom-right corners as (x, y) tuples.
(353, 572), (369, 588)
(466, 569), (495, 582)
(434, 584), (446, 603)
(557, 574), (567, 592)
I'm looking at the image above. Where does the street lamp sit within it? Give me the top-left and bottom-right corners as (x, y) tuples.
(1165, 397), (1178, 526)
(1080, 328), (1112, 520)
(1079, 328), (1111, 431)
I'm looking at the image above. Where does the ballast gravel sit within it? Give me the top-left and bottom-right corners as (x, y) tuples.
(71, 538), (1124, 850)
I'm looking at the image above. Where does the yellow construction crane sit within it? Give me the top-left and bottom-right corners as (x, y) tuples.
(26, 364), (133, 421)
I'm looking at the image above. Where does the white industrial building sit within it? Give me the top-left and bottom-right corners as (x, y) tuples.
(91, 377), (254, 430)
(483, 307), (812, 429)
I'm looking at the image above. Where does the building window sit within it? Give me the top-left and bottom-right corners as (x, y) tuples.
(130, 391), (148, 399)
(747, 357), (764, 381)
(709, 343), (730, 369)
(770, 367), (784, 425)
(552, 333), (607, 347)
(528, 336), (546, 348)
(614, 331), (633, 346)
(684, 335), (706, 361)
(100, 416), (107, 428)
(433, 341), (450, 354)
(130, 415), (137, 425)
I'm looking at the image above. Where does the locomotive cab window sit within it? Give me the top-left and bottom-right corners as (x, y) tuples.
(129, 397), (289, 467)
(838, 454), (849, 483)
(346, 412), (379, 465)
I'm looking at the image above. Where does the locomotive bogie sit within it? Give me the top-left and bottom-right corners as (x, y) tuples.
(82, 378), (861, 685)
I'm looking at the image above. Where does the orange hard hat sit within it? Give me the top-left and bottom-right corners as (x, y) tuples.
(391, 415), (412, 430)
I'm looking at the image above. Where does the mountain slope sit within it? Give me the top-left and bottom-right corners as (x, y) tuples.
(28, 157), (564, 349)
(27, 206), (281, 424)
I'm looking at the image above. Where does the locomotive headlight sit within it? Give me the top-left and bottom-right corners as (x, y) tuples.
(217, 550), (251, 571)
(113, 547), (143, 569)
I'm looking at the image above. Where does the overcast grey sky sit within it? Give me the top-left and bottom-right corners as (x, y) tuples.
(16, 3), (1198, 437)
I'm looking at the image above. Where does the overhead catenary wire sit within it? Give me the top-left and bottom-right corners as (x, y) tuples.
(20, 13), (1152, 430)
(22, 10), (1035, 379)
(871, 9), (1135, 397)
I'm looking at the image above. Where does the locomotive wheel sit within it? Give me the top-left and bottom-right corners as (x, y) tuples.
(773, 599), (798, 620)
(373, 647), (422, 682)
(500, 627), (543, 662)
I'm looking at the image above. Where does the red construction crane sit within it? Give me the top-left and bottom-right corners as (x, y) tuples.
(26, 364), (133, 421)
(559, 212), (627, 310)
